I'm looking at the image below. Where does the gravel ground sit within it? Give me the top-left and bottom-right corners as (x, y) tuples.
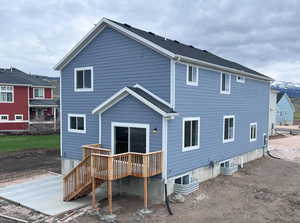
(269, 135), (300, 162)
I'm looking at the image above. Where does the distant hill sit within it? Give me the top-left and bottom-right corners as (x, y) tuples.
(271, 81), (300, 98)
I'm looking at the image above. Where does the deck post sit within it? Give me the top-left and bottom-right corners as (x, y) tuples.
(108, 180), (113, 215)
(91, 155), (96, 208)
(144, 177), (148, 210)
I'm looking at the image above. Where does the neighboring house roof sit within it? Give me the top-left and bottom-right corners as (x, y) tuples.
(276, 92), (284, 103)
(30, 99), (59, 107)
(54, 18), (273, 81)
(92, 85), (177, 117)
(0, 67), (54, 87)
(276, 93), (295, 112)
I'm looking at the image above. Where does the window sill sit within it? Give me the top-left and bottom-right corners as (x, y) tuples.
(220, 91), (231, 94)
(223, 139), (234, 143)
(186, 82), (198, 86)
(74, 88), (93, 92)
(68, 129), (86, 134)
(182, 145), (200, 152)
(250, 139), (257, 142)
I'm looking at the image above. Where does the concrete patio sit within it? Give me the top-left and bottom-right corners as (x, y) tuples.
(0, 174), (95, 215)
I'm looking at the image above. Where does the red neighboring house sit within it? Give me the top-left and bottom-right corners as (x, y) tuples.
(0, 67), (58, 131)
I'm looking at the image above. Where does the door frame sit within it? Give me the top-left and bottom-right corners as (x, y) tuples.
(111, 122), (150, 155)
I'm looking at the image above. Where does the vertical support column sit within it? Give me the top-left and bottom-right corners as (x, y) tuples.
(53, 107), (56, 130)
(91, 155), (96, 208)
(108, 180), (113, 215)
(127, 154), (132, 175)
(107, 156), (113, 215)
(144, 177), (148, 210)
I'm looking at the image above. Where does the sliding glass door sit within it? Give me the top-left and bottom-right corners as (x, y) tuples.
(113, 124), (148, 154)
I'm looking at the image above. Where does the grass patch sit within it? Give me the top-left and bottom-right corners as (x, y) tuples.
(0, 134), (60, 152)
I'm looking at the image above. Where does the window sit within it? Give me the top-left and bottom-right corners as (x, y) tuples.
(33, 88), (44, 99)
(223, 115), (235, 143)
(74, 67), (93, 91)
(182, 117), (200, 151)
(250, 122), (257, 142)
(186, 65), (198, 86)
(175, 174), (190, 185)
(0, 86), (13, 102)
(236, 75), (245, 83)
(0, 115), (8, 121)
(68, 114), (86, 133)
(220, 73), (231, 94)
(15, 114), (23, 121)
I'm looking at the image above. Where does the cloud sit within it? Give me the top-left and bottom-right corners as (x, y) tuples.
(0, 0), (299, 82)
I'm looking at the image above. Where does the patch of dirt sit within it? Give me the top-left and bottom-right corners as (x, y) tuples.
(0, 148), (61, 184)
(269, 135), (300, 163)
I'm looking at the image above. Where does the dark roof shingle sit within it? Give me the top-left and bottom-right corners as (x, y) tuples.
(109, 19), (270, 80)
(127, 86), (176, 114)
(30, 99), (58, 106)
(0, 68), (53, 86)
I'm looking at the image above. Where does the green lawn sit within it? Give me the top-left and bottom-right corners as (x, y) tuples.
(0, 134), (60, 152)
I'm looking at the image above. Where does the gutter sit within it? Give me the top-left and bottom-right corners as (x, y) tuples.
(174, 54), (274, 82)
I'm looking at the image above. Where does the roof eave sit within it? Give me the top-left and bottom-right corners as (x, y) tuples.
(176, 55), (274, 82)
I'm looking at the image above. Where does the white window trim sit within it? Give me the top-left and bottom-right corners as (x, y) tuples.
(236, 75), (245, 83)
(68, 113), (86, 133)
(111, 122), (150, 155)
(0, 86), (14, 103)
(220, 73), (231, 94)
(182, 117), (200, 152)
(33, 88), (45, 99)
(0, 114), (9, 121)
(223, 115), (235, 143)
(186, 65), (199, 86)
(250, 122), (257, 142)
(74, 66), (94, 92)
(15, 114), (23, 121)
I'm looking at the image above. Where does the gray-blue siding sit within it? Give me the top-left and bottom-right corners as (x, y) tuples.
(61, 27), (170, 160)
(167, 63), (270, 178)
(101, 95), (162, 152)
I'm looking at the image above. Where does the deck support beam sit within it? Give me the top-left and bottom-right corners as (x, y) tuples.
(92, 177), (96, 208)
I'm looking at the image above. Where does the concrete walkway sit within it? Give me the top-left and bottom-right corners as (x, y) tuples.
(0, 174), (92, 215)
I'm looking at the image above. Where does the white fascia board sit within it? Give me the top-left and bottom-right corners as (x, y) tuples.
(133, 84), (171, 107)
(177, 55), (274, 82)
(92, 87), (177, 117)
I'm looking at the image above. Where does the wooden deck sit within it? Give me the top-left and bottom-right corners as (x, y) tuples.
(63, 144), (163, 214)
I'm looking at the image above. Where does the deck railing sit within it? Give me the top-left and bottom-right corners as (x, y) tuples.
(91, 151), (162, 180)
(63, 155), (91, 201)
(82, 144), (111, 159)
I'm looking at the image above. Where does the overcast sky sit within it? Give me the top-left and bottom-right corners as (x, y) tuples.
(1, 0), (300, 82)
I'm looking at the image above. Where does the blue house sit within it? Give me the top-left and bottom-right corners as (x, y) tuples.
(276, 93), (295, 125)
(54, 18), (273, 214)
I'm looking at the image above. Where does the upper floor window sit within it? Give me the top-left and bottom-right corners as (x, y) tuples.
(68, 114), (86, 133)
(0, 86), (13, 103)
(250, 122), (257, 142)
(33, 88), (44, 99)
(223, 115), (235, 143)
(0, 114), (8, 121)
(220, 73), (231, 94)
(74, 67), (93, 91)
(186, 65), (198, 86)
(236, 75), (245, 83)
(182, 117), (200, 151)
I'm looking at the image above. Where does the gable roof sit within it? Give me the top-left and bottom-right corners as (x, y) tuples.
(276, 92), (284, 103)
(276, 92), (295, 112)
(54, 18), (273, 82)
(0, 67), (54, 87)
(92, 85), (177, 117)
